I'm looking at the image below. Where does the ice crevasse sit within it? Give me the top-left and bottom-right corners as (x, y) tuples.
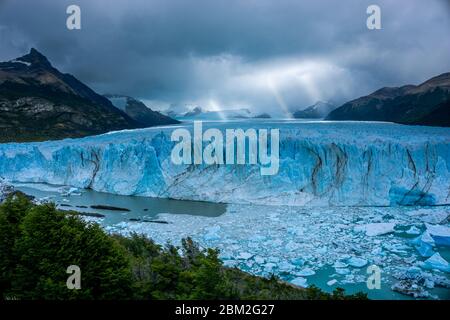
(0, 122), (449, 206)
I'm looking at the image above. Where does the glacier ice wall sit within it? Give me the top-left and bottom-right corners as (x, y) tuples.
(0, 122), (449, 206)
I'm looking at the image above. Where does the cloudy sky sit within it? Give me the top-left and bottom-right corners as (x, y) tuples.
(0, 0), (449, 115)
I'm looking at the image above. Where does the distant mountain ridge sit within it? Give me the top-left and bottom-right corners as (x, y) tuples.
(326, 72), (450, 127)
(0, 49), (176, 143)
(174, 106), (258, 120)
(104, 94), (179, 127)
(293, 101), (336, 119)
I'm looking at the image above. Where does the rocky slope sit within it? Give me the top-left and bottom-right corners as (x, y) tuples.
(104, 94), (179, 127)
(326, 73), (450, 127)
(293, 101), (336, 119)
(0, 49), (152, 142)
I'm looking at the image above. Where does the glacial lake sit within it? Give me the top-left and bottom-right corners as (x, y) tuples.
(13, 182), (450, 300)
(15, 183), (227, 224)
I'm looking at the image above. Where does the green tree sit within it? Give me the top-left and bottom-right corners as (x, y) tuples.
(0, 193), (33, 298)
(1, 194), (133, 299)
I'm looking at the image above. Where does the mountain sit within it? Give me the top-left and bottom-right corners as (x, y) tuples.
(292, 101), (336, 119)
(180, 107), (254, 120)
(326, 72), (450, 127)
(183, 106), (203, 118)
(253, 113), (272, 119)
(104, 94), (179, 127)
(1, 49), (149, 143)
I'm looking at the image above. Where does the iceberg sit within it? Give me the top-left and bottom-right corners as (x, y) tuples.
(411, 231), (436, 257)
(409, 209), (450, 224)
(392, 266), (450, 298)
(346, 256), (368, 268)
(405, 226), (421, 235)
(425, 223), (450, 247)
(391, 280), (431, 298)
(237, 252), (253, 260)
(295, 267), (316, 277)
(335, 268), (350, 275)
(0, 121), (449, 206)
(333, 261), (348, 268)
(327, 279), (338, 286)
(290, 277), (308, 287)
(354, 223), (396, 237)
(420, 253), (450, 273)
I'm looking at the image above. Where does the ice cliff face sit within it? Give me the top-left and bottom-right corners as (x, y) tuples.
(0, 121), (449, 206)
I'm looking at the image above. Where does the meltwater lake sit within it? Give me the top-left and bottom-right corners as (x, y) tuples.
(14, 182), (450, 300)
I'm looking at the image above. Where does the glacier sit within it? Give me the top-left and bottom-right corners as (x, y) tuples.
(0, 120), (449, 206)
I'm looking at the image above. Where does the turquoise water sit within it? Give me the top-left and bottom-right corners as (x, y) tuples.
(16, 184), (227, 225)
(14, 183), (450, 300)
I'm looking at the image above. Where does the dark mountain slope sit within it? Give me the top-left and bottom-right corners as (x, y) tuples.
(326, 73), (450, 127)
(293, 101), (336, 119)
(104, 94), (179, 127)
(0, 49), (145, 142)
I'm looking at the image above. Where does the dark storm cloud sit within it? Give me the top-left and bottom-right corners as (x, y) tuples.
(0, 0), (449, 114)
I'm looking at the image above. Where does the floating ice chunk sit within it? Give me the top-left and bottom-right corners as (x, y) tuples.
(347, 257), (368, 268)
(224, 260), (239, 268)
(203, 233), (220, 241)
(371, 247), (383, 256)
(263, 263), (276, 272)
(391, 266), (450, 298)
(254, 256), (265, 264)
(203, 226), (221, 241)
(411, 231), (435, 257)
(335, 268), (350, 275)
(354, 223), (396, 236)
(296, 268), (316, 277)
(287, 226), (304, 236)
(327, 279), (338, 286)
(424, 278), (435, 289)
(317, 247), (327, 254)
(285, 241), (299, 251)
(342, 274), (356, 284)
(420, 231), (435, 245)
(425, 223), (450, 237)
(61, 187), (81, 196)
(237, 252), (253, 260)
(416, 210), (450, 224)
(426, 223), (450, 247)
(405, 266), (422, 279)
(391, 280), (430, 298)
(290, 258), (305, 267)
(420, 253), (450, 273)
(405, 226), (421, 235)
(291, 277), (308, 287)
(333, 261), (348, 268)
(267, 256), (280, 264)
(81, 216), (104, 224)
(383, 243), (411, 255)
(433, 275), (450, 288)
(278, 261), (295, 273)
(219, 252), (233, 260)
(403, 256), (416, 264)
